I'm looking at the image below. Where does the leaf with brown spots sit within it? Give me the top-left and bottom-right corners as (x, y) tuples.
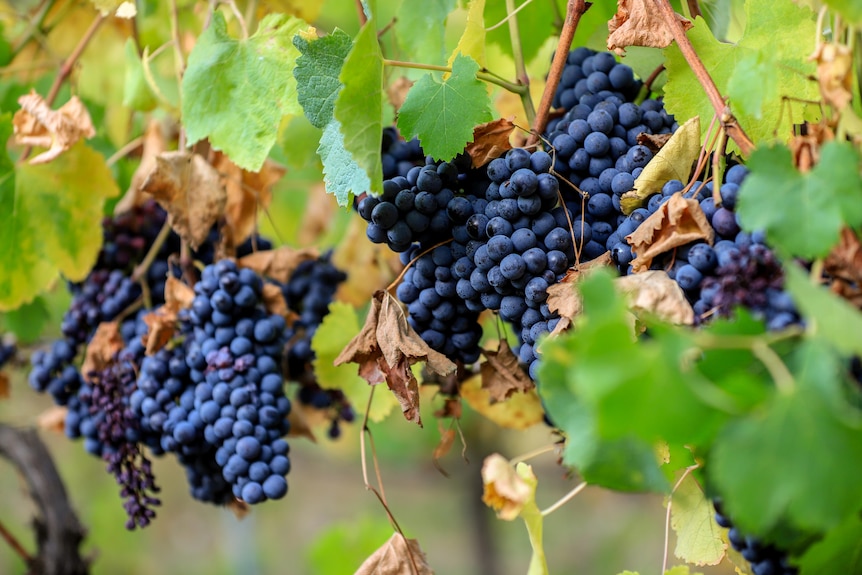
(465, 118), (515, 168)
(546, 252), (614, 336)
(141, 151), (227, 249)
(607, 0), (692, 55)
(355, 532), (434, 575)
(616, 270), (694, 324)
(81, 322), (124, 380)
(480, 340), (534, 403)
(115, 120), (167, 214)
(38, 406), (68, 434)
(238, 246), (319, 284)
(334, 291), (457, 425)
(628, 192), (714, 272)
(214, 152), (284, 245)
(13, 91), (96, 164)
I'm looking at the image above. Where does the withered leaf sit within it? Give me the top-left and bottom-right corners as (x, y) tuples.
(480, 340), (534, 403)
(142, 276), (195, 355)
(299, 182), (337, 245)
(81, 322), (124, 380)
(0, 373), (8, 400)
(214, 152), (284, 245)
(334, 291), (457, 426)
(432, 424), (457, 477)
(386, 77), (414, 111)
(354, 532), (434, 575)
(465, 118), (516, 168)
(287, 405), (317, 442)
(810, 42), (853, 111)
(37, 406), (68, 434)
(141, 151), (227, 250)
(825, 227), (862, 308)
(238, 246), (319, 284)
(481, 453), (532, 521)
(433, 397), (462, 419)
(546, 252), (614, 336)
(459, 374), (544, 430)
(636, 132), (673, 153)
(607, 0), (693, 55)
(226, 499), (250, 520)
(628, 192), (714, 272)
(261, 283), (294, 323)
(616, 270), (695, 324)
(165, 275), (195, 310)
(115, 119), (166, 214)
(13, 91), (96, 164)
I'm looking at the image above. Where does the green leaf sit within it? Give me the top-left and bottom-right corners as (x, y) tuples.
(450, 0), (486, 68)
(0, 23), (12, 67)
(318, 120), (369, 207)
(725, 52), (777, 120)
(670, 474), (726, 566)
(123, 38), (157, 111)
(307, 516), (395, 574)
(736, 142), (862, 259)
(311, 302), (398, 422)
(2, 297), (50, 343)
(664, 0), (818, 148)
(293, 29), (353, 129)
(823, 0), (862, 25)
(485, 0), (556, 65)
(797, 514), (862, 574)
(395, 0), (456, 64)
(784, 263), (862, 357)
(709, 341), (862, 534)
(0, 135), (119, 310)
(182, 12), (305, 171)
(397, 54), (493, 161)
(335, 19), (384, 199)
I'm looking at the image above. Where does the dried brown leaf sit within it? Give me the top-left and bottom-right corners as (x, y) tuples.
(616, 270), (694, 324)
(141, 151), (227, 250)
(628, 192), (714, 272)
(0, 373), (9, 400)
(481, 453), (531, 521)
(238, 246), (319, 284)
(607, 0), (692, 55)
(546, 252), (614, 336)
(636, 132), (673, 153)
(260, 283), (293, 323)
(165, 275), (195, 310)
(335, 291), (457, 425)
(480, 340), (534, 403)
(825, 227), (862, 308)
(143, 311), (177, 355)
(287, 405), (317, 442)
(115, 120), (166, 214)
(299, 182), (337, 245)
(432, 424), (457, 476)
(465, 118), (515, 168)
(354, 532), (434, 575)
(13, 91), (96, 164)
(81, 322), (124, 380)
(810, 42), (853, 111)
(38, 406), (68, 434)
(214, 152), (284, 245)
(226, 499), (250, 519)
(433, 397), (462, 419)
(386, 77), (414, 111)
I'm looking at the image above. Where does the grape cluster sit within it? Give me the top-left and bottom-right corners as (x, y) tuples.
(552, 47), (642, 111)
(714, 500), (798, 575)
(381, 126), (425, 180)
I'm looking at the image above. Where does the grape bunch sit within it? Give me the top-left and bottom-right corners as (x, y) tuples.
(714, 500), (798, 575)
(552, 46), (642, 111)
(381, 125), (425, 180)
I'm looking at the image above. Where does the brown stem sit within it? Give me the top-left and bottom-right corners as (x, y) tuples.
(527, 0), (589, 147)
(0, 516), (33, 567)
(355, 0), (368, 26)
(644, 63), (666, 94)
(651, 0), (755, 156)
(686, 0), (702, 19)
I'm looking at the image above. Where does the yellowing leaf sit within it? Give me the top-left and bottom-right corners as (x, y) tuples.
(447, 0), (485, 70)
(459, 373), (544, 430)
(670, 474), (727, 566)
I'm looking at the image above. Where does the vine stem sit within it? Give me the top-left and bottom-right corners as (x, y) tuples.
(131, 216), (173, 285)
(383, 59), (527, 94)
(9, 0), (57, 58)
(649, 0), (754, 156)
(508, 444), (558, 465)
(0, 516), (33, 567)
(540, 481), (587, 516)
(527, 0), (588, 147)
(505, 0), (537, 128)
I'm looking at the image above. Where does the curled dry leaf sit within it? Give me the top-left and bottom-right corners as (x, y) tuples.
(261, 283), (294, 323)
(238, 246), (319, 284)
(214, 152), (284, 245)
(546, 252), (614, 336)
(636, 132), (673, 153)
(460, 374), (544, 430)
(13, 92), (96, 164)
(616, 270), (694, 325)
(480, 340), (534, 403)
(334, 291), (457, 425)
(465, 118), (516, 168)
(115, 120), (167, 214)
(355, 532), (434, 575)
(607, 0), (693, 55)
(825, 227), (862, 308)
(810, 42), (853, 111)
(481, 454), (533, 521)
(81, 322), (124, 381)
(38, 406), (68, 434)
(628, 192), (714, 272)
(432, 424), (457, 477)
(143, 276), (195, 355)
(140, 151), (227, 250)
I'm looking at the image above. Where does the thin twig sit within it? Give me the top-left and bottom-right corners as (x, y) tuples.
(106, 136), (144, 168)
(643, 63), (666, 94)
(222, 0), (248, 39)
(505, 0), (536, 127)
(487, 0), (537, 31)
(45, 12), (105, 106)
(527, 0), (589, 147)
(354, 0), (368, 26)
(509, 444), (558, 465)
(0, 516), (33, 567)
(650, 0), (754, 155)
(540, 481), (587, 516)
(131, 217), (173, 284)
(685, 0), (702, 19)
(383, 59), (527, 94)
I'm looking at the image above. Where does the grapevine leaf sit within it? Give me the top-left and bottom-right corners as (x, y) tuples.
(13, 91), (96, 165)
(797, 514), (862, 574)
(1, 140), (120, 311)
(485, 0), (554, 65)
(397, 54), (493, 161)
(311, 302), (398, 423)
(784, 263), (862, 357)
(116, 120), (166, 213)
(459, 374), (545, 430)
(292, 29), (353, 129)
(335, 19), (384, 199)
(140, 151), (227, 250)
(81, 322), (124, 379)
(448, 0), (485, 68)
(709, 340), (862, 534)
(480, 340), (534, 402)
(736, 142), (862, 259)
(664, 0), (818, 147)
(395, 0), (456, 64)
(238, 246), (318, 284)
(318, 120), (370, 206)
(823, 0), (862, 25)
(670, 474), (726, 566)
(123, 39), (157, 111)
(213, 153), (284, 245)
(3, 297), (50, 343)
(725, 52), (777, 120)
(355, 533), (433, 575)
(465, 118), (515, 168)
(607, 0), (693, 54)
(182, 12), (305, 171)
